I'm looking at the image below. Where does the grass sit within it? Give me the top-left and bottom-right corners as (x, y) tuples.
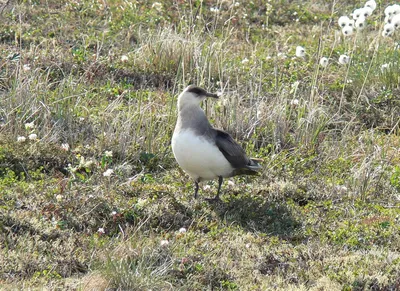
(1, 0), (400, 289)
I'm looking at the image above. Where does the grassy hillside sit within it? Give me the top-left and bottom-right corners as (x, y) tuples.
(1, 0), (400, 289)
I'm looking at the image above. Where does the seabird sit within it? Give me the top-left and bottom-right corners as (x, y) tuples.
(171, 85), (262, 200)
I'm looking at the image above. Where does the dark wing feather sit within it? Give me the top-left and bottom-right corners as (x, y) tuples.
(215, 129), (250, 168)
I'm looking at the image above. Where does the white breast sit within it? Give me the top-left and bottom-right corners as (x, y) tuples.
(171, 129), (234, 181)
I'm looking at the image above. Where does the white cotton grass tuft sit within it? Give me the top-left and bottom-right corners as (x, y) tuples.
(295, 46), (306, 57)
(338, 16), (352, 28)
(120, 55), (129, 62)
(342, 26), (354, 36)
(290, 99), (299, 106)
(391, 14), (400, 29)
(17, 136), (26, 142)
(319, 57), (329, 67)
(385, 15), (392, 24)
(23, 64), (31, 72)
(382, 23), (395, 37)
(103, 168), (114, 177)
(392, 4), (400, 15)
(355, 16), (366, 30)
(361, 6), (373, 17)
(381, 63), (391, 72)
(352, 8), (364, 20)
(24, 122), (35, 130)
(28, 133), (38, 140)
(210, 7), (219, 13)
(61, 143), (70, 151)
(339, 54), (350, 65)
(364, 0), (376, 11)
(160, 239), (169, 247)
(385, 5), (395, 18)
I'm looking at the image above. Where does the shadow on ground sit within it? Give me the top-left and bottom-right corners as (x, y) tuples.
(209, 193), (302, 242)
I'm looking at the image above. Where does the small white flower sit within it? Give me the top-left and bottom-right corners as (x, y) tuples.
(111, 211), (117, 216)
(28, 133), (38, 140)
(290, 99), (299, 106)
(56, 194), (63, 201)
(364, 0), (376, 11)
(381, 63), (390, 72)
(342, 26), (354, 36)
(346, 79), (353, 84)
(23, 64), (31, 72)
(151, 2), (162, 11)
(179, 227), (187, 233)
(277, 52), (286, 59)
(295, 46), (306, 57)
(228, 180), (235, 187)
(98, 227), (105, 234)
(104, 150), (113, 157)
(241, 58), (249, 64)
(17, 136), (26, 142)
(203, 185), (211, 191)
(121, 55), (129, 62)
(103, 169), (114, 177)
(319, 57), (329, 67)
(160, 239), (169, 247)
(338, 54), (350, 65)
(210, 7), (219, 13)
(24, 122), (35, 130)
(245, 243), (251, 248)
(61, 143), (70, 151)
(234, 2), (240, 7)
(382, 23), (395, 37)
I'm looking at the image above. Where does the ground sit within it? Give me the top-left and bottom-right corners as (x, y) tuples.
(1, 0), (400, 290)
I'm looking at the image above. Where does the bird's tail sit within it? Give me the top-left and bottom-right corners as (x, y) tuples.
(247, 158), (263, 171)
(233, 158), (262, 176)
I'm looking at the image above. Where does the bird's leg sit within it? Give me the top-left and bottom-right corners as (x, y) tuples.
(215, 176), (223, 200)
(194, 180), (199, 199)
(205, 176), (223, 202)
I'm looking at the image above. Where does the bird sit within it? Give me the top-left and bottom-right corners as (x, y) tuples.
(171, 85), (262, 201)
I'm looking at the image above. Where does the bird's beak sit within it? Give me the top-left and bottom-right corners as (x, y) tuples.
(205, 92), (219, 99)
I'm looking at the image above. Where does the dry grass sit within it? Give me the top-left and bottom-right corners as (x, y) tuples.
(1, 0), (400, 290)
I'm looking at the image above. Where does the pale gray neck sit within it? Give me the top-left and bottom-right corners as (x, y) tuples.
(175, 104), (213, 136)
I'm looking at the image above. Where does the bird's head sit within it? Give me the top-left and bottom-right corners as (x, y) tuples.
(178, 85), (219, 109)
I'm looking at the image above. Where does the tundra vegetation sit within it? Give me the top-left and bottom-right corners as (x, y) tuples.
(1, 0), (400, 290)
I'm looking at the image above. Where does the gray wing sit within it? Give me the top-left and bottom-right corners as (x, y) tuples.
(215, 129), (250, 168)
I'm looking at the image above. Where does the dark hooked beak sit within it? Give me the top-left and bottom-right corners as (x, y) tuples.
(205, 92), (219, 98)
